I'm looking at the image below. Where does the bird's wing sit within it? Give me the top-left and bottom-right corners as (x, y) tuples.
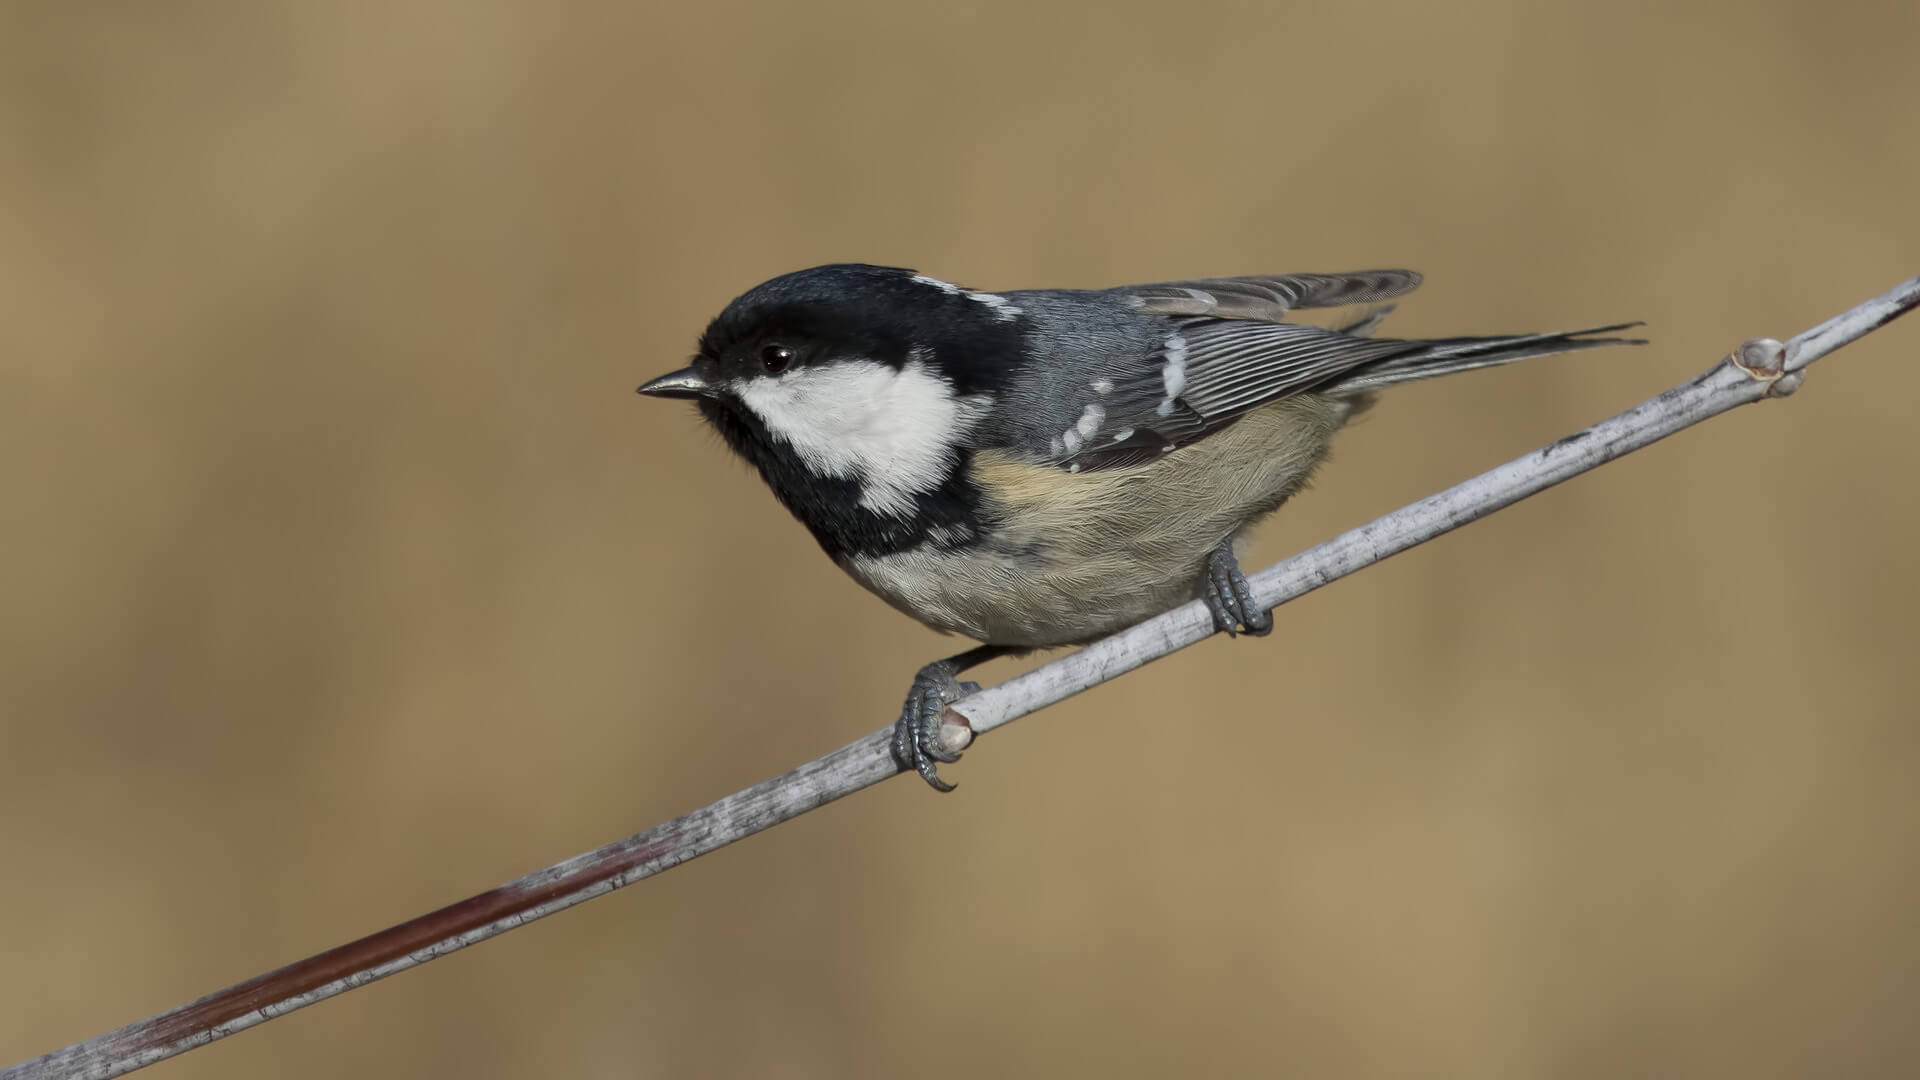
(1041, 320), (1424, 471)
(1109, 269), (1422, 323)
(1042, 318), (1642, 473)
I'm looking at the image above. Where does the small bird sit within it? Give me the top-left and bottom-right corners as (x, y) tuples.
(639, 264), (1641, 789)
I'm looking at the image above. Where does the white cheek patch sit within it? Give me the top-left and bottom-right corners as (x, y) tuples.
(736, 357), (989, 518)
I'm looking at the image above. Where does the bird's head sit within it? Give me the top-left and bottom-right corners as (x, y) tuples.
(638, 264), (1023, 524)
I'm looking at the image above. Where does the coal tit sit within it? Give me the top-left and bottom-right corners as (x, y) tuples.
(639, 264), (1641, 789)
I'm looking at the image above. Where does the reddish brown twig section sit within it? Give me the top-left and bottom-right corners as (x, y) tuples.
(3, 736), (900, 1080)
(6, 275), (1915, 1080)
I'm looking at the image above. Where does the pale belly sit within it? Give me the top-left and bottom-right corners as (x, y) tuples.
(838, 396), (1353, 647)
(842, 538), (1212, 647)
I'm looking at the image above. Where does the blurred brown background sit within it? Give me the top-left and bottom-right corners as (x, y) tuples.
(3, 2), (1917, 1077)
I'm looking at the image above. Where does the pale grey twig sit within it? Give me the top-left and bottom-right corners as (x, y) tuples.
(6, 275), (1915, 1080)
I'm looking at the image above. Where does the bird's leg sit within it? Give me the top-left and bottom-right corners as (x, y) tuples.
(1203, 539), (1273, 638)
(893, 644), (1017, 792)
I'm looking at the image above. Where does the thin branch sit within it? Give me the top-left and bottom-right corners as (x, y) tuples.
(8, 277), (1916, 1080)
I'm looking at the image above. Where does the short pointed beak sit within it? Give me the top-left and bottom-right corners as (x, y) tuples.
(636, 367), (712, 399)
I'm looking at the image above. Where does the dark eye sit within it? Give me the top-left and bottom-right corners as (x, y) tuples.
(759, 344), (795, 374)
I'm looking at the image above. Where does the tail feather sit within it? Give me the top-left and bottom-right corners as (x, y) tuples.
(1329, 322), (1646, 395)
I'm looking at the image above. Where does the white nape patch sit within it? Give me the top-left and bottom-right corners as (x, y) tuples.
(1074, 403), (1105, 439)
(911, 274), (1023, 321)
(1090, 378), (1114, 394)
(1062, 428), (1084, 453)
(1157, 331), (1189, 417)
(736, 354), (988, 517)
(910, 273), (964, 296)
(1111, 427), (1134, 442)
(966, 291), (1024, 321)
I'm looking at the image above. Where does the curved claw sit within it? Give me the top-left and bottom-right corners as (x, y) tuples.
(916, 756), (956, 793)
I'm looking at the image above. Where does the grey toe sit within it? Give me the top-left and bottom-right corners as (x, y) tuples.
(1205, 541), (1274, 638)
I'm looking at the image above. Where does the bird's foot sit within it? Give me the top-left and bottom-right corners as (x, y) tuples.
(1203, 541), (1273, 637)
(891, 659), (984, 792)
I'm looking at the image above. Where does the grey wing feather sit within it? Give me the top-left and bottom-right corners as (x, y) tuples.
(1170, 321), (1418, 416)
(1058, 319), (1643, 472)
(1057, 323), (1412, 471)
(1113, 270), (1422, 323)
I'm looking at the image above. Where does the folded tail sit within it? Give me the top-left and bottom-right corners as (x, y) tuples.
(1327, 322), (1646, 395)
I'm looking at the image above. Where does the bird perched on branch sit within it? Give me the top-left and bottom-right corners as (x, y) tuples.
(639, 264), (1641, 789)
